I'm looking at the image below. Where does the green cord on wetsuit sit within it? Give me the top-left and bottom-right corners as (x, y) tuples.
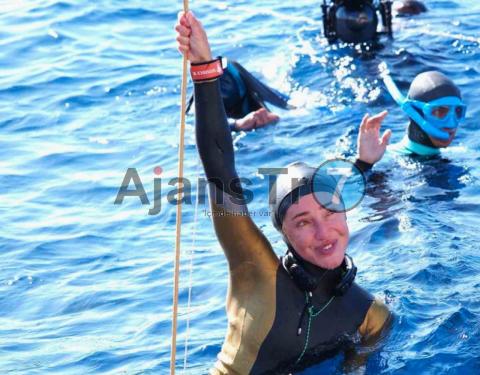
(295, 292), (336, 365)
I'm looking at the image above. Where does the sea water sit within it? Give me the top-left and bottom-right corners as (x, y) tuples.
(1, 0), (479, 373)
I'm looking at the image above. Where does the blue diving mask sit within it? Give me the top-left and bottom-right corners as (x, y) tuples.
(382, 72), (467, 140)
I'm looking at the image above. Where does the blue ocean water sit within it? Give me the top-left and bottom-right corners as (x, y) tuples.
(1, 0), (479, 374)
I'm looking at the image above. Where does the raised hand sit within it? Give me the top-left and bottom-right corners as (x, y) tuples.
(357, 111), (391, 165)
(175, 11), (212, 64)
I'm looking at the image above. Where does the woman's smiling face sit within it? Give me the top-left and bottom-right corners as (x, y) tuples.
(282, 193), (349, 269)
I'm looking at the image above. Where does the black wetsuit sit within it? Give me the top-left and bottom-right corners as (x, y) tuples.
(194, 78), (390, 374)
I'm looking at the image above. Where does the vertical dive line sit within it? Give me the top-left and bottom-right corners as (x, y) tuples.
(170, 1), (189, 374)
(183, 162), (201, 374)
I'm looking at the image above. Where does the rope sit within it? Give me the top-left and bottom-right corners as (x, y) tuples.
(170, 1), (189, 374)
(182, 162), (201, 374)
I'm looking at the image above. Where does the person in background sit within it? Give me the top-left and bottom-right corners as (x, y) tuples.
(322, 0), (427, 45)
(355, 71), (467, 172)
(393, 0), (427, 16)
(187, 59), (291, 132)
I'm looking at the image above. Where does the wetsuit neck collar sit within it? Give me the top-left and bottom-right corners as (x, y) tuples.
(282, 247), (356, 296)
(400, 135), (441, 156)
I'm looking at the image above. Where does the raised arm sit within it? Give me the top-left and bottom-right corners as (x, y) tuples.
(175, 12), (277, 273)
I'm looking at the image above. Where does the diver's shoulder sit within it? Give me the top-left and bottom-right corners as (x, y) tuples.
(358, 297), (391, 340)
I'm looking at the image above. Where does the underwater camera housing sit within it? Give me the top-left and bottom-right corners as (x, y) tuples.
(321, 0), (393, 45)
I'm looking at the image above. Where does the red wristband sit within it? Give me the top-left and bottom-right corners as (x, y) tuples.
(190, 57), (224, 82)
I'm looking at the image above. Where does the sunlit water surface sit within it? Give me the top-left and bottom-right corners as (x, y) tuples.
(1, 0), (479, 374)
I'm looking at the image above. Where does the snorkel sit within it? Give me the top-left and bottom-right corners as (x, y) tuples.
(380, 66), (466, 142)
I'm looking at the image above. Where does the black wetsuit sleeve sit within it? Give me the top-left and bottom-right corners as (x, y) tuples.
(228, 119), (238, 132)
(194, 79), (277, 272)
(354, 158), (374, 174)
(194, 80), (243, 200)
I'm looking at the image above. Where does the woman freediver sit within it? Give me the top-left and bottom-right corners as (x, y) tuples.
(175, 11), (391, 374)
